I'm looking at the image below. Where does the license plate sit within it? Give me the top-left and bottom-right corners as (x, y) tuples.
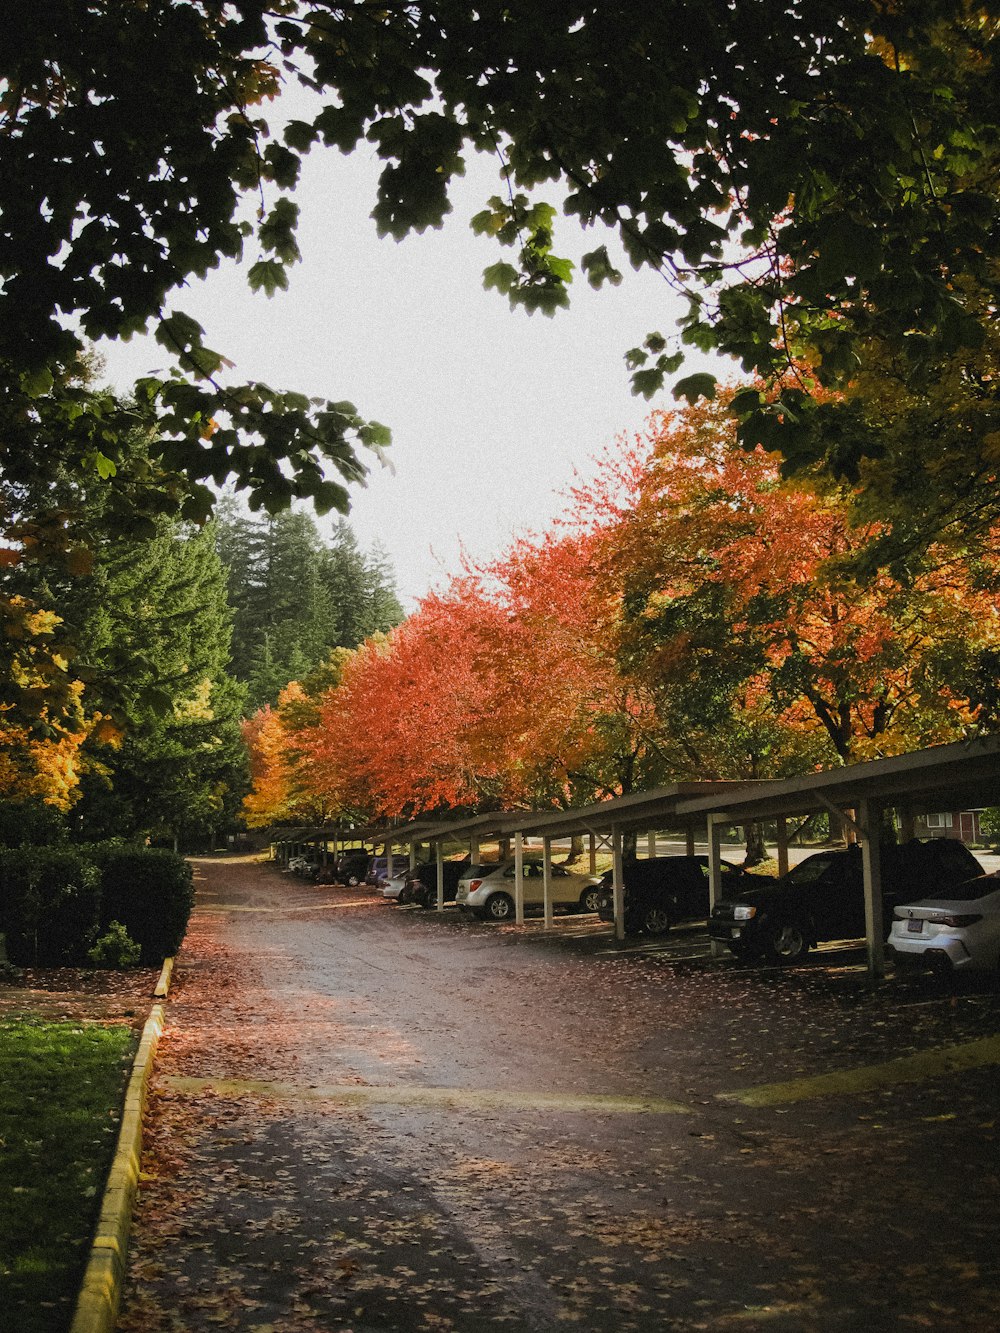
(906, 918), (923, 934)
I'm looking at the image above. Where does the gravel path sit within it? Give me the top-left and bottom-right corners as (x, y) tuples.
(116, 854), (1000, 1332)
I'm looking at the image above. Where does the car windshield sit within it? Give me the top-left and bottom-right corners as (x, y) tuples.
(783, 855), (842, 886)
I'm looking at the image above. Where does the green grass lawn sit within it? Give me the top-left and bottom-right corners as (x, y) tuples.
(0, 1018), (136, 1333)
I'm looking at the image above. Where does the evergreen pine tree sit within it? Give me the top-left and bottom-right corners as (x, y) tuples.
(72, 521), (248, 844)
(215, 504), (404, 709)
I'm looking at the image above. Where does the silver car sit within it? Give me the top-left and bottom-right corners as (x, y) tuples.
(456, 858), (603, 921)
(888, 871), (1000, 975)
(380, 872), (409, 902)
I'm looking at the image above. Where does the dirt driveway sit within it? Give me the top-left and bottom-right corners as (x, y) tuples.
(116, 854), (1000, 1332)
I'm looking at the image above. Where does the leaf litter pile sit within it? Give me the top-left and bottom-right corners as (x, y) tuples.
(117, 856), (1000, 1332)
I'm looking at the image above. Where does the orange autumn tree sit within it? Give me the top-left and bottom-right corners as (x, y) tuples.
(468, 522), (672, 803)
(263, 393), (1000, 831)
(595, 395), (1000, 767)
(298, 528), (671, 821)
(301, 586), (522, 820)
(241, 704), (295, 828)
(242, 688), (324, 830)
(541, 425), (825, 785)
(242, 665), (351, 828)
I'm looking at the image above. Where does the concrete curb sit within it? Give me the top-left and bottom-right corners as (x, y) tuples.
(69, 960), (174, 1333)
(153, 956), (173, 999)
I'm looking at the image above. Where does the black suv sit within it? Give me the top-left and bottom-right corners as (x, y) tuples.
(332, 850), (373, 885)
(401, 858), (471, 908)
(708, 838), (982, 963)
(597, 855), (771, 935)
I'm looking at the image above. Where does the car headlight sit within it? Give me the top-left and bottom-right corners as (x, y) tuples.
(733, 904), (757, 921)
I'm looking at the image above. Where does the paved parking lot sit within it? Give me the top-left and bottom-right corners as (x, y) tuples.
(118, 856), (1000, 1332)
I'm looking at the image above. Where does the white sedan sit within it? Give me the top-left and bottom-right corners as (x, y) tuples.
(888, 871), (1000, 975)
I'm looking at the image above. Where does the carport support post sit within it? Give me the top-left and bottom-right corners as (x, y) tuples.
(646, 830), (656, 858)
(435, 841), (444, 911)
(542, 835), (554, 929)
(859, 798), (887, 980)
(514, 831), (525, 925)
(776, 817), (789, 878)
(685, 826), (695, 857)
(612, 825), (625, 943)
(708, 814), (726, 957)
(588, 833), (597, 876)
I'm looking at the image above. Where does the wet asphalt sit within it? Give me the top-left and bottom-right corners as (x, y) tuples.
(115, 855), (1000, 1332)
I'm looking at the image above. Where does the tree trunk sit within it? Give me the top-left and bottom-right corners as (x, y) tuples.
(743, 822), (766, 867)
(562, 835), (584, 865)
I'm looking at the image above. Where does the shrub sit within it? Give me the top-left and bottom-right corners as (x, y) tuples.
(980, 807), (1000, 846)
(0, 849), (102, 967)
(87, 921), (142, 969)
(96, 848), (194, 965)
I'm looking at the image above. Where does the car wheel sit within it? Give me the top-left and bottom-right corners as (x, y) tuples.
(579, 886), (602, 913)
(485, 892), (515, 921)
(765, 919), (808, 963)
(642, 905), (672, 936)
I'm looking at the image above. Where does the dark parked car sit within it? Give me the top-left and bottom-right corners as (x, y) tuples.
(708, 838), (982, 963)
(597, 855), (770, 935)
(330, 850), (373, 886)
(401, 858), (472, 908)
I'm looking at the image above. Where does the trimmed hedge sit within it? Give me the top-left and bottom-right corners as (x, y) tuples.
(0, 848), (102, 967)
(95, 847), (194, 965)
(0, 843), (193, 968)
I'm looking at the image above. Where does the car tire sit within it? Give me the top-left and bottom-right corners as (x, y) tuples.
(642, 905), (673, 936)
(579, 886), (602, 913)
(764, 919), (809, 963)
(485, 892), (515, 922)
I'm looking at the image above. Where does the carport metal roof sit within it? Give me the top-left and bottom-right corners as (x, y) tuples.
(672, 734), (1000, 827)
(381, 782), (755, 847)
(499, 781), (756, 838)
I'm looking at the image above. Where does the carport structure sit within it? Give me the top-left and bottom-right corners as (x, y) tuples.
(386, 783), (750, 931)
(673, 734), (1000, 977)
(380, 736), (999, 978)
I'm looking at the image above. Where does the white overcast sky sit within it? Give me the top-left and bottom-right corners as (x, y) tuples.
(98, 115), (725, 609)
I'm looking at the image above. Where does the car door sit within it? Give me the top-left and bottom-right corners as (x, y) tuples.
(809, 857), (865, 940)
(503, 860), (543, 906)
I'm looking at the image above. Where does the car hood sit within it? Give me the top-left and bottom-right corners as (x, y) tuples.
(727, 881), (788, 907)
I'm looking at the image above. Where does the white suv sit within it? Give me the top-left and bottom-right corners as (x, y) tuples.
(456, 859), (603, 921)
